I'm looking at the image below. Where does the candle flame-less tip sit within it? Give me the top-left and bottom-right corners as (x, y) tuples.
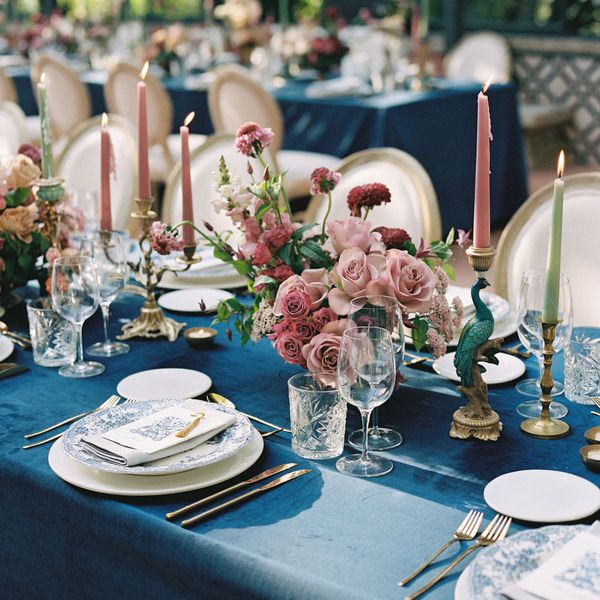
(140, 61), (149, 81)
(482, 75), (493, 94)
(184, 112), (195, 127)
(40, 72), (46, 84)
(101, 112), (108, 128)
(557, 150), (565, 178)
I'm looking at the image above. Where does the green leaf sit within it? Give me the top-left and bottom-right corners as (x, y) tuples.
(401, 241), (418, 256)
(442, 263), (456, 280)
(17, 254), (33, 270)
(255, 203), (271, 220)
(225, 298), (245, 312)
(299, 240), (332, 267)
(232, 260), (252, 275)
(254, 275), (277, 287)
(290, 249), (305, 274)
(278, 242), (292, 265)
(292, 223), (318, 240)
(411, 317), (429, 352)
(445, 227), (455, 246)
(429, 240), (453, 262)
(213, 247), (232, 263)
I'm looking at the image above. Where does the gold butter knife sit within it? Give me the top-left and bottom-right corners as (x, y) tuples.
(180, 468), (311, 528)
(166, 462), (298, 521)
(174, 412), (205, 438)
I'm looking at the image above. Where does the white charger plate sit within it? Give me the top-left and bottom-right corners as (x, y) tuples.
(0, 335), (14, 361)
(117, 368), (212, 401)
(454, 525), (586, 600)
(433, 351), (525, 385)
(484, 469), (600, 523)
(49, 429), (264, 496)
(158, 287), (233, 313)
(159, 270), (248, 290)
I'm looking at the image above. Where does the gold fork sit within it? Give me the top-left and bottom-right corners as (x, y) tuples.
(404, 514), (512, 600)
(399, 510), (483, 586)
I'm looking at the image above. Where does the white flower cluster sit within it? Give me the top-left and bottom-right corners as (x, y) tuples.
(250, 298), (277, 342)
(211, 171), (254, 214)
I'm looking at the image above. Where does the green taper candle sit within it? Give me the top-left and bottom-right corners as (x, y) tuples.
(542, 150), (565, 323)
(37, 73), (53, 179)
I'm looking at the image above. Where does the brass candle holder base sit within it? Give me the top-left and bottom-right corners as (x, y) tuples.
(36, 176), (65, 250)
(450, 408), (502, 442)
(118, 297), (185, 343)
(520, 321), (570, 439)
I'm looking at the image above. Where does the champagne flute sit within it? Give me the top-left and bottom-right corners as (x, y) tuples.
(515, 268), (573, 418)
(336, 326), (396, 478)
(347, 295), (404, 451)
(81, 231), (129, 357)
(51, 255), (104, 378)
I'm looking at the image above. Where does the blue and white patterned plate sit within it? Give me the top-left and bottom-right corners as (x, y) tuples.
(62, 399), (254, 476)
(454, 525), (586, 600)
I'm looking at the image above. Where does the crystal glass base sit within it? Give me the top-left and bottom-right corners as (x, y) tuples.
(516, 400), (568, 419)
(336, 453), (393, 478)
(516, 378), (564, 397)
(58, 361), (105, 378)
(87, 341), (130, 357)
(348, 427), (403, 451)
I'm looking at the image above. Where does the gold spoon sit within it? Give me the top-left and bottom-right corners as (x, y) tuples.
(0, 322), (31, 347)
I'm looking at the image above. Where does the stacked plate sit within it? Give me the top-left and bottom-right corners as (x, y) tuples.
(49, 395), (264, 496)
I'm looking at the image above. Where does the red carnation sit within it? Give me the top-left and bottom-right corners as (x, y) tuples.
(347, 183), (391, 217)
(373, 227), (412, 250)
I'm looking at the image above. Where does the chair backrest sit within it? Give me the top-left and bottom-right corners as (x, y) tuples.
(208, 65), (285, 155)
(304, 148), (442, 243)
(56, 114), (137, 232)
(105, 60), (173, 148)
(495, 172), (600, 326)
(30, 53), (91, 138)
(163, 132), (278, 247)
(0, 67), (18, 103)
(0, 101), (26, 158)
(444, 32), (511, 84)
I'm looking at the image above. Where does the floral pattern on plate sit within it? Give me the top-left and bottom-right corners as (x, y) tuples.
(62, 398), (253, 476)
(466, 525), (586, 599)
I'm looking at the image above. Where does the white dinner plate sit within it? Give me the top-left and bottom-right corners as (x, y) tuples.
(454, 525), (586, 600)
(158, 287), (233, 313)
(159, 270), (248, 290)
(117, 368), (212, 401)
(49, 429), (264, 496)
(62, 398), (253, 475)
(0, 335), (14, 361)
(484, 470), (600, 523)
(432, 351), (525, 385)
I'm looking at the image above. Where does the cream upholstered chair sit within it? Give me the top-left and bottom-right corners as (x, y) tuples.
(0, 101), (27, 158)
(495, 173), (600, 327)
(304, 148), (441, 243)
(208, 65), (339, 199)
(444, 32), (511, 84)
(30, 53), (91, 143)
(56, 115), (137, 233)
(0, 67), (17, 103)
(105, 61), (205, 183)
(0, 67), (40, 143)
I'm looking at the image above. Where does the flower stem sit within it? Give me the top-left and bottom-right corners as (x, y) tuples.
(321, 190), (332, 241)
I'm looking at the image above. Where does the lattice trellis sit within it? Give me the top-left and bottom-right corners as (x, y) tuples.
(513, 48), (600, 165)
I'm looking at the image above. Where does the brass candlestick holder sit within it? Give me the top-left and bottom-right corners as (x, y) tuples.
(520, 322), (570, 439)
(450, 245), (504, 441)
(117, 197), (200, 342)
(37, 176), (65, 249)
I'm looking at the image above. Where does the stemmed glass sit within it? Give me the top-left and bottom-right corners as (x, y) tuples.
(81, 231), (129, 357)
(515, 269), (573, 418)
(347, 295), (405, 451)
(336, 326), (396, 478)
(51, 255), (104, 378)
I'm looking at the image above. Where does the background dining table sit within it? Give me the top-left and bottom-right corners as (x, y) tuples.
(0, 289), (598, 599)
(7, 66), (528, 233)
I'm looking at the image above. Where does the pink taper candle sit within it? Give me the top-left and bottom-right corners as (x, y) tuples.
(137, 61), (151, 199)
(411, 3), (421, 52)
(180, 112), (195, 246)
(100, 113), (112, 230)
(473, 76), (493, 248)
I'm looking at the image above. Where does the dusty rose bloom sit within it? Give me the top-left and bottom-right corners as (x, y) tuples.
(290, 319), (318, 343)
(0, 205), (37, 243)
(234, 122), (274, 157)
(5, 155), (41, 188)
(310, 167), (341, 196)
(451, 296), (464, 329)
(279, 290), (311, 320)
(311, 307), (338, 330)
(274, 270), (328, 315)
(149, 221), (184, 255)
(275, 331), (305, 366)
(17, 143), (42, 166)
(434, 266), (449, 294)
(301, 331), (341, 386)
(327, 217), (378, 255)
(427, 328), (446, 358)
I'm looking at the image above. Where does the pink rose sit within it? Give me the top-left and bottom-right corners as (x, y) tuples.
(322, 318), (349, 336)
(384, 249), (436, 313)
(311, 307), (338, 330)
(327, 217), (377, 256)
(328, 248), (388, 315)
(301, 331), (341, 386)
(280, 290), (311, 320)
(275, 331), (306, 366)
(262, 223), (293, 250)
(252, 243), (272, 266)
(5, 154), (41, 188)
(273, 269), (328, 315)
(0, 205), (37, 243)
(290, 319), (317, 342)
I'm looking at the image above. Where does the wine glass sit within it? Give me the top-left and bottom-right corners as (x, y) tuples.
(51, 255), (104, 378)
(347, 295), (405, 451)
(336, 326), (396, 478)
(81, 231), (129, 357)
(515, 268), (573, 418)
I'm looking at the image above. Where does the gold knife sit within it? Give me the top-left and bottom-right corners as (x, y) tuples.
(180, 468), (311, 528)
(166, 462), (298, 521)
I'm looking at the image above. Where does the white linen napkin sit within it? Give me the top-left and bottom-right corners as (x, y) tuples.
(502, 522), (600, 600)
(80, 399), (236, 467)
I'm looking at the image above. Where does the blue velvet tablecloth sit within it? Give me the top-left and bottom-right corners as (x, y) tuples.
(0, 291), (598, 600)
(8, 67), (527, 232)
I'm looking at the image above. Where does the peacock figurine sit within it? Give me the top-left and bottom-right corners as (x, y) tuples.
(453, 277), (495, 387)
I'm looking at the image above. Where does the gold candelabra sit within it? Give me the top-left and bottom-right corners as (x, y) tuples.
(520, 321), (570, 439)
(117, 197), (200, 342)
(450, 245), (504, 442)
(37, 176), (65, 249)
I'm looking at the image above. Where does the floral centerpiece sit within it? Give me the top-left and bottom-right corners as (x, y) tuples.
(152, 122), (469, 383)
(0, 146), (83, 303)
